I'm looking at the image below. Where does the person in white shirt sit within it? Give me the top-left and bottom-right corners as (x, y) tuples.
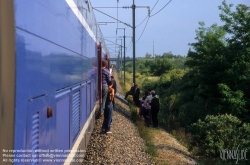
(144, 90), (155, 126)
(109, 65), (113, 75)
(144, 90), (154, 109)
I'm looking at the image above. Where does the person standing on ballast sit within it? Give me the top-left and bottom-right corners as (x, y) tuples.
(101, 60), (111, 115)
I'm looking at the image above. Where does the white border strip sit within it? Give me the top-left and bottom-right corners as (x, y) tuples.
(55, 89), (71, 99)
(65, 0), (96, 43)
(63, 104), (96, 165)
(65, 0), (107, 55)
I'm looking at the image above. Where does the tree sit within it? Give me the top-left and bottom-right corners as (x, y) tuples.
(180, 2), (250, 124)
(149, 56), (173, 76)
(219, 1), (250, 119)
(162, 51), (174, 58)
(185, 22), (231, 115)
(145, 53), (152, 59)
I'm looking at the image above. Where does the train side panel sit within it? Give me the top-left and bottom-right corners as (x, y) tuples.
(14, 0), (100, 164)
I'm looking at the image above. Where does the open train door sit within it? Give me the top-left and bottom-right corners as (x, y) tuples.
(96, 42), (102, 118)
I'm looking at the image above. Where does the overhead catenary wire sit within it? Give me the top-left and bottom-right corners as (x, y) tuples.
(104, 38), (122, 46)
(94, 0), (173, 56)
(136, 16), (148, 28)
(150, 0), (172, 17)
(134, 0), (161, 42)
(126, 41), (133, 53)
(136, 16), (150, 43)
(136, 0), (159, 27)
(92, 8), (132, 28)
(135, 0), (173, 42)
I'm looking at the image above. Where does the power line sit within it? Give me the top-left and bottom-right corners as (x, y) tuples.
(136, 0), (159, 27)
(135, 0), (172, 42)
(151, 0), (172, 17)
(92, 7), (124, 8)
(126, 41), (132, 52)
(136, 16), (148, 27)
(104, 38), (122, 46)
(136, 16), (150, 43)
(151, 0), (160, 11)
(92, 7), (132, 28)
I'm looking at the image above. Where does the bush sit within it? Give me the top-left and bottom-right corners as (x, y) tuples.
(190, 114), (250, 158)
(135, 73), (141, 78)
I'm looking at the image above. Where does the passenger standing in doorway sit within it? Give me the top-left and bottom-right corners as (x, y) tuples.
(102, 60), (111, 114)
(101, 81), (114, 134)
(111, 76), (117, 108)
(150, 91), (160, 128)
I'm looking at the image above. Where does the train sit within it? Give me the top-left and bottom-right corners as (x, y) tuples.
(0, 0), (110, 164)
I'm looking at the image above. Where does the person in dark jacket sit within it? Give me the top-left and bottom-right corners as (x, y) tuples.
(133, 84), (140, 107)
(150, 91), (160, 128)
(101, 60), (111, 114)
(124, 83), (135, 100)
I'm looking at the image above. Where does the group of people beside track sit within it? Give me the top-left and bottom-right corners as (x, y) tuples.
(125, 84), (160, 128)
(101, 59), (160, 132)
(101, 60), (116, 134)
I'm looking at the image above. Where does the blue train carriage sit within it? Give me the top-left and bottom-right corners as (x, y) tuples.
(0, 0), (109, 164)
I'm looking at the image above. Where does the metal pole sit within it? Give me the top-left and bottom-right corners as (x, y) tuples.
(153, 41), (154, 58)
(123, 31), (126, 85)
(120, 39), (122, 79)
(132, 0), (136, 84)
(118, 51), (120, 71)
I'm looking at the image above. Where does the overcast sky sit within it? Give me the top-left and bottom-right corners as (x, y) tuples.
(90, 0), (249, 58)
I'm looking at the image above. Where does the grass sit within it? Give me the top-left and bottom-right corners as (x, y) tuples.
(117, 70), (245, 165)
(171, 127), (191, 149)
(118, 71), (162, 158)
(130, 105), (158, 157)
(117, 70), (192, 164)
(118, 72), (159, 159)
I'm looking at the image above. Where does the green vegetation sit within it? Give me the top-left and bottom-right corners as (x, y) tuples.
(190, 114), (250, 156)
(129, 105), (158, 158)
(120, 1), (250, 164)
